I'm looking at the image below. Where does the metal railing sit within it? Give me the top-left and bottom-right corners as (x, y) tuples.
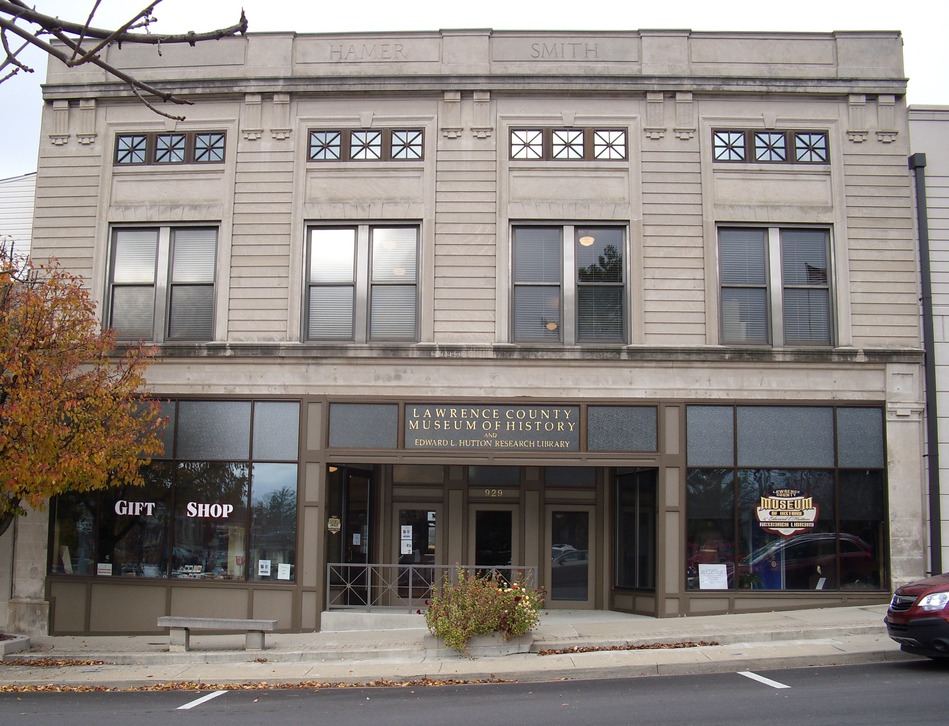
(326, 563), (538, 613)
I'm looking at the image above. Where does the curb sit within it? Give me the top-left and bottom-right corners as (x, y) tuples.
(0, 647), (919, 691)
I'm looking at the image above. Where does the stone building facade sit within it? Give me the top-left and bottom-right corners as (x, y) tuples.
(8, 29), (927, 635)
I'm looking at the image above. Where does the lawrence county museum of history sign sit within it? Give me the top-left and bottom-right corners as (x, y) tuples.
(405, 405), (580, 451)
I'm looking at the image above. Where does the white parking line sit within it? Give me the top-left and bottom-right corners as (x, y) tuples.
(737, 671), (791, 689)
(177, 690), (229, 710)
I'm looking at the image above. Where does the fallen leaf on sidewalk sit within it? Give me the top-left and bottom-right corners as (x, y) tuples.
(0, 658), (110, 667)
(538, 640), (719, 655)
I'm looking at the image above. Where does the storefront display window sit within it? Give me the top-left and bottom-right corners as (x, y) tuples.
(173, 462), (249, 579)
(250, 463), (298, 581)
(686, 405), (887, 592)
(48, 399), (299, 583)
(97, 463), (173, 577)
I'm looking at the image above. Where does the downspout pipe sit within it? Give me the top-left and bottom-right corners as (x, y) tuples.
(909, 152), (943, 575)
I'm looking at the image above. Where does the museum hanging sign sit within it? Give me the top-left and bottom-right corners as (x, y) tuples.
(405, 404), (580, 451)
(755, 489), (819, 537)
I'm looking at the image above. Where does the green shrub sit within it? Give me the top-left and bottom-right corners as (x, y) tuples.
(424, 568), (545, 654)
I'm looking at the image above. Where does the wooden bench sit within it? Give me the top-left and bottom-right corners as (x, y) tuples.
(157, 616), (278, 652)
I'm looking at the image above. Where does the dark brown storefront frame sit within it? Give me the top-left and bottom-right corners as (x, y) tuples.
(44, 395), (892, 635)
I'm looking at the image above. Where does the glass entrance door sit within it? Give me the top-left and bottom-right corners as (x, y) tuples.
(546, 506), (595, 607)
(326, 465), (372, 606)
(469, 505), (520, 578)
(393, 506), (441, 602)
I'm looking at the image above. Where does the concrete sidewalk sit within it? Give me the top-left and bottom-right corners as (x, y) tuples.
(0, 605), (919, 690)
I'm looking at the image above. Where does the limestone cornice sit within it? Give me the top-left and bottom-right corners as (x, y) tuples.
(41, 75), (908, 102)
(129, 342), (923, 366)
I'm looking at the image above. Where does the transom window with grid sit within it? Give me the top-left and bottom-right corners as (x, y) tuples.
(114, 131), (226, 165)
(307, 225), (419, 342)
(712, 130), (829, 164)
(307, 129), (424, 161)
(510, 128), (627, 161)
(719, 227), (833, 347)
(108, 226), (217, 342)
(512, 225), (626, 344)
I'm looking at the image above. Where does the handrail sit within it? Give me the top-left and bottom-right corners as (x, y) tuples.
(326, 562), (538, 613)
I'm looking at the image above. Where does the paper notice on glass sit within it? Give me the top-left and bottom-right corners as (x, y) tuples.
(698, 563), (729, 590)
(258, 559), (271, 577)
(97, 562), (113, 576)
(277, 563), (291, 580)
(401, 539), (413, 555)
(401, 525), (413, 540)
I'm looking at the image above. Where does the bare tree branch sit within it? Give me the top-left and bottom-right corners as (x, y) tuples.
(0, 0), (248, 118)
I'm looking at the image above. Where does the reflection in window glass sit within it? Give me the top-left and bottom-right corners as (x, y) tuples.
(49, 399), (300, 583)
(615, 470), (656, 589)
(737, 470), (834, 590)
(98, 463), (173, 577)
(839, 470), (885, 589)
(250, 463), (298, 581)
(51, 492), (98, 575)
(686, 469), (734, 590)
(173, 462), (249, 580)
(550, 510), (589, 600)
(686, 404), (887, 593)
(576, 227), (625, 342)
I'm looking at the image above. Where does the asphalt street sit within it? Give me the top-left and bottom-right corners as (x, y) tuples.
(2, 661), (947, 726)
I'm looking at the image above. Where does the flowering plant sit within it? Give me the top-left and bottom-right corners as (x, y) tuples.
(424, 568), (545, 655)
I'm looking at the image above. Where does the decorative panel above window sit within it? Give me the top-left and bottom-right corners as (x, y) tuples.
(307, 225), (419, 342)
(512, 224), (626, 344)
(510, 128), (627, 161)
(712, 130), (828, 164)
(114, 131), (226, 165)
(719, 226), (832, 347)
(307, 129), (424, 161)
(108, 226), (217, 342)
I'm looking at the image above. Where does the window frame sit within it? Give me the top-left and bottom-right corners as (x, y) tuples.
(307, 129), (425, 162)
(107, 225), (218, 343)
(511, 223), (628, 345)
(510, 128), (628, 161)
(718, 226), (834, 347)
(305, 223), (420, 343)
(712, 129), (829, 165)
(49, 399), (300, 583)
(114, 131), (227, 166)
(685, 404), (887, 593)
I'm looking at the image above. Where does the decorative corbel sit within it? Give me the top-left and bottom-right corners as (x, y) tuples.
(271, 93), (291, 141)
(674, 92), (695, 140)
(644, 92), (665, 140)
(875, 95), (898, 143)
(242, 93), (263, 141)
(441, 91), (463, 139)
(49, 100), (70, 146)
(76, 99), (96, 145)
(471, 91), (493, 139)
(847, 94), (868, 143)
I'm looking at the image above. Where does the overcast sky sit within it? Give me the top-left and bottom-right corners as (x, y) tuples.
(1, 0), (946, 179)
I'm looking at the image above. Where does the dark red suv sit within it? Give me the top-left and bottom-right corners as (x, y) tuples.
(885, 572), (949, 659)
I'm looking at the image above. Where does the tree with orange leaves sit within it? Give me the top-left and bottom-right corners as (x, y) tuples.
(0, 242), (164, 537)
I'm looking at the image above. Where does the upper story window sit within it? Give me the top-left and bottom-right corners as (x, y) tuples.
(308, 129), (424, 161)
(307, 225), (419, 342)
(512, 225), (626, 344)
(712, 130), (828, 164)
(108, 226), (217, 342)
(114, 131), (226, 165)
(510, 129), (627, 161)
(719, 227), (832, 346)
